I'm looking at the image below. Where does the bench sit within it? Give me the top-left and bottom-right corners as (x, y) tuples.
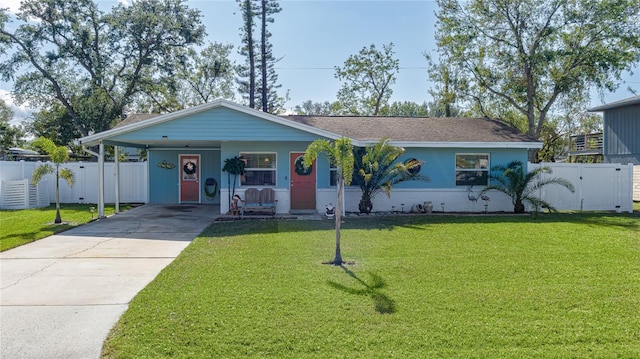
(242, 188), (277, 216)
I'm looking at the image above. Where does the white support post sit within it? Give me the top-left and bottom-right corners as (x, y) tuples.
(98, 143), (105, 218)
(114, 146), (120, 214)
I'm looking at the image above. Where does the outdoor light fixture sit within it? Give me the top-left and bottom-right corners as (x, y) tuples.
(161, 135), (168, 140)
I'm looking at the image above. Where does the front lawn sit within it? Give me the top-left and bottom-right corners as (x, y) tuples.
(0, 204), (131, 251)
(103, 214), (640, 358)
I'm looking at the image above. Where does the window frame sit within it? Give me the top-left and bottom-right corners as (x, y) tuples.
(239, 152), (277, 187)
(455, 153), (490, 187)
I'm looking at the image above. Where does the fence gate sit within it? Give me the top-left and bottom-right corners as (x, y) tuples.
(532, 162), (633, 213)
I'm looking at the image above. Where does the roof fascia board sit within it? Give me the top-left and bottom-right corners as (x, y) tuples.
(587, 95), (640, 112)
(101, 140), (147, 148)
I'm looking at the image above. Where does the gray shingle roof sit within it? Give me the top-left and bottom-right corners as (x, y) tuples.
(113, 111), (539, 144)
(283, 115), (539, 143)
(114, 113), (161, 128)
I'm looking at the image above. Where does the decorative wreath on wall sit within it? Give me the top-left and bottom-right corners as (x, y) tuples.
(405, 158), (422, 175)
(294, 156), (312, 176)
(183, 161), (197, 175)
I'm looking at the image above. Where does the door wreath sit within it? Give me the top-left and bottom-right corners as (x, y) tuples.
(183, 161), (197, 175)
(294, 156), (312, 175)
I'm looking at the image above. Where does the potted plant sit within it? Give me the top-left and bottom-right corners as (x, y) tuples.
(222, 156), (245, 212)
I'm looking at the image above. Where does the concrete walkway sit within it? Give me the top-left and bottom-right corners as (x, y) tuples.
(1, 204), (218, 359)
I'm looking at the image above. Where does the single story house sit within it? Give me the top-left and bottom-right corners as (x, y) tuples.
(588, 95), (640, 165)
(78, 99), (542, 216)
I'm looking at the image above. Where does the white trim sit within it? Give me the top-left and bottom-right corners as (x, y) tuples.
(386, 141), (543, 149)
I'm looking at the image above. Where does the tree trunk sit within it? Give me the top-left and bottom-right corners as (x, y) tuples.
(244, 0), (256, 109)
(260, 0), (268, 112)
(359, 194), (373, 214)
(55, 169), (62, 224)
(333, 175), (344, 265)
(514, 201), (525, 214)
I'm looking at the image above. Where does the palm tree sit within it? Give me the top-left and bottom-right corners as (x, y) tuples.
(304, 137), (354, 265)
(31, 137), (74, 224)
(353, 138), (429, 214)
(480, 160), (574, 213)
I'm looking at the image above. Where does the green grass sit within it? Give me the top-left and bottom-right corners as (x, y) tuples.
(0, 204), (131, 251)
(103, 213), (640, 358)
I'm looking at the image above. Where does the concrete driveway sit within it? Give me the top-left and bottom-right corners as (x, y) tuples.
(1, 204), (218, 359)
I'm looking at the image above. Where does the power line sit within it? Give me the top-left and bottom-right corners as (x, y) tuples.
(274, 67), (429, 70)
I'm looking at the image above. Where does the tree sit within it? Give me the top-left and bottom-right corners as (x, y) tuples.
(25, 104), (81, 147)
(434, 0), (640, 137)
(257, 0), (284, 113)
(31, 137), (74, 224)
(425, 52), (464, 117)
(378, 101), (431, 117)
(0, 99), (25, 156)
(222, 156), (246, 212)
(480, 160), (574, 213)
(304, 137), (354, 265)
(353, 138), (429, 214)
(293, 100), (343, 115)
(237, 0), (258, 109)
(0, 0), (206, 139)
(136, 42), (237, 112)
(237, 0), (285, 114)
(335, 43), (400, 115)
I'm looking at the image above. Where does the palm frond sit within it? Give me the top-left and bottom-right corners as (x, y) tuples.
(31, 164), (54, 185)
(60, 168), (75, 187)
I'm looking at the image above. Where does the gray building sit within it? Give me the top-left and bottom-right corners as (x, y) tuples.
(588, 95), (640, 165)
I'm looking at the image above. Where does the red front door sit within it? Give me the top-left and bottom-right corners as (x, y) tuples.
(290, 153), (316, 210)
(180, 154), (200, 203)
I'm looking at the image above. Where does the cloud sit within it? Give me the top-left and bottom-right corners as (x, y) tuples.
(3, 0), (24, 15)
(0, 89), (36, 126)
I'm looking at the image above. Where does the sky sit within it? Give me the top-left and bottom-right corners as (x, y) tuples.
(1, 0), (639, 126)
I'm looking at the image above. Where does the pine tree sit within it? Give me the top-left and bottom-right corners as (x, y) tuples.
(237, 0), (257, 108)
(237, 0), (285, 113)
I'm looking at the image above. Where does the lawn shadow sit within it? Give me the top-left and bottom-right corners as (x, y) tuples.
(327, 266), (396, 314)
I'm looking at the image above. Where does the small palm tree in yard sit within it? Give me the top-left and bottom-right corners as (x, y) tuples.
(304, 137), (354, 265)
(481, 160), (574, 213)
(353, 138), (429, 214)
(31, 137), (74, 224)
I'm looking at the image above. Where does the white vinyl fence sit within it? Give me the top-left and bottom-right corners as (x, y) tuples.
(0, 179), (49, 209)
(0, 161), (148, 209)
(528, 162), (634, 213)
(0, 161), (635, 212)
(634, 165), (640, 202)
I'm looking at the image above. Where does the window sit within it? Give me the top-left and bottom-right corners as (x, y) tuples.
(329, 164), (358, 187)
(240, 152), (276, 186)
(329, 164), (338, 187)
(455, 153), (489, 186)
